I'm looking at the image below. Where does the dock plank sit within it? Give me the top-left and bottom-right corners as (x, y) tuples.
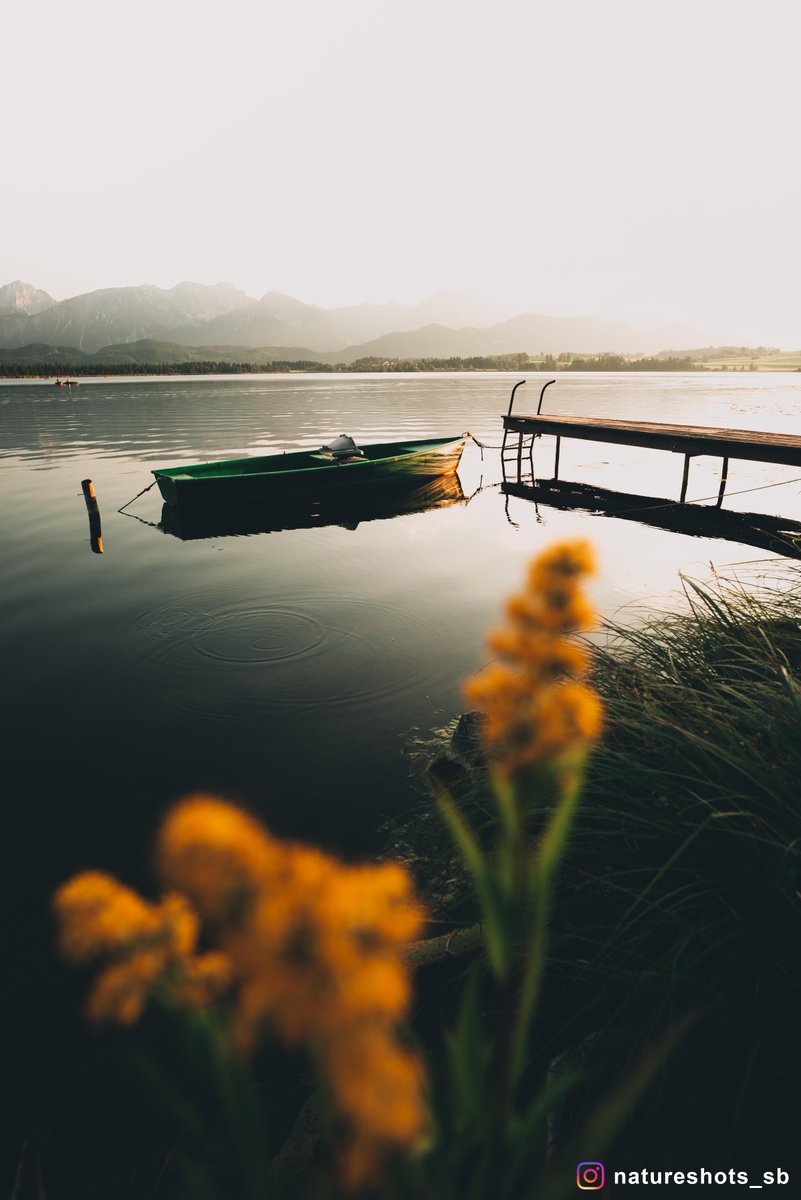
(503, 414), (801, 467)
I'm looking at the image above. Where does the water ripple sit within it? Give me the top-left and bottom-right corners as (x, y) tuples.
(137, 589), (439, 719)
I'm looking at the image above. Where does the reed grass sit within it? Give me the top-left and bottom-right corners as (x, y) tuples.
(535, 570), (801, 1165)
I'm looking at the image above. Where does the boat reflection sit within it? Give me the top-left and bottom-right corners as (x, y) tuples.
(503, 479), (801, 560)
(159, 473), (466, 540)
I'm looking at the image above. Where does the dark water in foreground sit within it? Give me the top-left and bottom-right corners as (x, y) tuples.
(3, 370), (801, 1187)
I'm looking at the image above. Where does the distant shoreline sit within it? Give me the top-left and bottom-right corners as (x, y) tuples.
(2, 352), (798, 380)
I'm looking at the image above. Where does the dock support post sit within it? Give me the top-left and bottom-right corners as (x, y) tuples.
(716, 456), (730, 508)
(516, 432), (524, 482)
(553, 436), (561, 480)
(679, 454), (691, 503)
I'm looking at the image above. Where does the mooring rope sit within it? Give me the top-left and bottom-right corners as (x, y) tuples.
(118, 479), (158, 513)
(465, 431), (507, 461)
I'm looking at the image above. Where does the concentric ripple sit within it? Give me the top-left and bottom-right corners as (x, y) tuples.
(192, 609), (325, 664)
(137, 589), (440, 720)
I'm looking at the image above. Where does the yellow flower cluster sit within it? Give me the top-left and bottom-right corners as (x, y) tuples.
(55, 795), (428, 1190)
(323, 1026), (426, 1191)
(157, 795), (428, 1189)
(464, 540), (604, 773)
(53, 872), (231, 1025)
(156, 795), (280, 926)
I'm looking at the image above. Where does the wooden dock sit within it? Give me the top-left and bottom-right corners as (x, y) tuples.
(502, 412), (801, 504)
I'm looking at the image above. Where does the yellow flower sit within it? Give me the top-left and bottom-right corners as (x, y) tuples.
(56, 796), (428, 1187)
(224, 846), (424, 1049)
(506, 585), (597, 635)
(488, 628), (590, 680)
(464, 664), (533, 744)
(54, 870), (231, 1024)
(156, 891), (200, 956)
(156, 794), (280, 925)
(317, 862), (426, 949)
(464, 539), (604, 773)
(171, 951), (233, 1008)
(87, 950), (165, 1025)
(324, 1026), (427, 1191)
(509, 681), (604, 770)
(526, 539), (596, 587)
(328, 955), (412, 1026)
(54, 872), (161, 963)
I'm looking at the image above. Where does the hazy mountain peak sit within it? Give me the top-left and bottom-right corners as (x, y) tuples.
(168, 281), (253, 319)
(0, 280), (55, 315)
(257, 290), (325, 313)
(408, 289), (514, 330)
(0, 279), (717, 356)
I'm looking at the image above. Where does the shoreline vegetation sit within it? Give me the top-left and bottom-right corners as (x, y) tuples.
(432, 567), (801, 1163)
(2, 347), (800, 379)
(35, 548), (801, 1197)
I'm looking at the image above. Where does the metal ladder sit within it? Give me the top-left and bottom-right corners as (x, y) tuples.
(500, 379), (556, 484)
(501, 427), (537, 484)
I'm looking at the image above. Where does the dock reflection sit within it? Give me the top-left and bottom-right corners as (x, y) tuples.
(159, 473), (466, 540)
(503, 479), (801, 560)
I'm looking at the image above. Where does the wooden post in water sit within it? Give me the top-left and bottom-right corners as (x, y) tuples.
(81, 479), (104, 553)
(81, 479), (98, 513)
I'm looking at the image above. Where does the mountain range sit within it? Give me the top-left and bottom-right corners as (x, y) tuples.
(0, 279), (700, 360)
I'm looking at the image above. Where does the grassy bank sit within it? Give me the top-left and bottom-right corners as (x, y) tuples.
(451, 569), (801, 1168)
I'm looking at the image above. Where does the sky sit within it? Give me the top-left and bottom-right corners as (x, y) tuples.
(3, 0), (800, 345)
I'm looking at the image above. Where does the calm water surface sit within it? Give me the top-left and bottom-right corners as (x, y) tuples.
(4, 371), (801, 851)
(4, 370), (801, 1172)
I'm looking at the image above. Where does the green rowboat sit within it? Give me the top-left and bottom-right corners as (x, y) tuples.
(159, 474), (466, 539)
(153, 435), (466, 507)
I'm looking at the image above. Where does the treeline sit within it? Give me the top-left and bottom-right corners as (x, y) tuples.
(345, 353), (531, 372)
(537, 350), (700, 369)
(0, 360), (334, 378)
(0, 353), (533, 378)
(1, 351), (705, 378)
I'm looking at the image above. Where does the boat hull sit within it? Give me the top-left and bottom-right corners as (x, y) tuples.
(153, 437), (466, 507)
(159, 474), (466, 539)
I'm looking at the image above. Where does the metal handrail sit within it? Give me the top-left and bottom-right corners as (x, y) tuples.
(506, 378), (557, 416)
(507, 379), (526, 415)
(537, 379), (556, 414)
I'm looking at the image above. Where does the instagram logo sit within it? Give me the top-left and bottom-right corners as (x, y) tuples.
(577, 1161), (605, 1190)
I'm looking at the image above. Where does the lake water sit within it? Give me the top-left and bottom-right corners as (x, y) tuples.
(5, 370), (801, 851)
(4, 369), (801, 1179)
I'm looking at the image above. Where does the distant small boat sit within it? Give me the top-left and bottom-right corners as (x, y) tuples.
(153, 435), (466, 507)
(54, 378), (79, 387)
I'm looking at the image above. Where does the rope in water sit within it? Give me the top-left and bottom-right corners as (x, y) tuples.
(118, 478), (158, 513)
(466, 431), (506, 458)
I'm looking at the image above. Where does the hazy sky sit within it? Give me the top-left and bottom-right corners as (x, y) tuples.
(3, 0), (799, 344)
